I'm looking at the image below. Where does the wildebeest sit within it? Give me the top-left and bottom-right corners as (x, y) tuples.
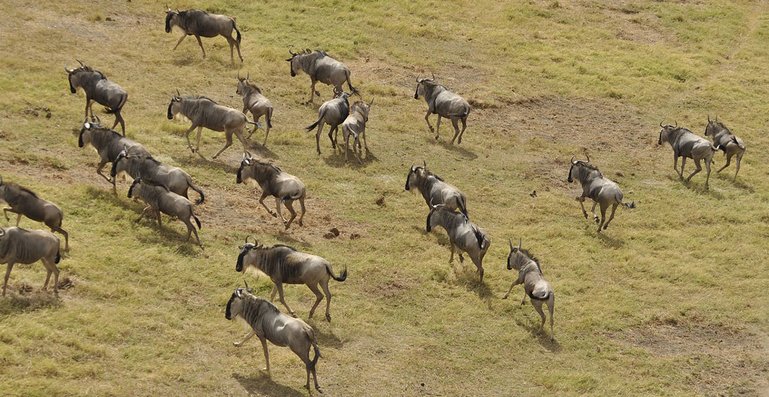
(127, 177), (202, 247)
(503, 239), (555, 341)
(236, 74), (274, 146)
(426, 204), (490, 282)
(78, 119), (150, 193)
(167, 94), (253, 159)
(111, 148), (205, 204)
(226, 285), (322, 392)
(0, 227), (61, 297)
(414, 76), (471, 144)
(236, 155), (306, 229)
(340, 99), (373, 163)
(705, 116), (747, 181)
(165, 8), (243, 63)
(235, 239), (347, 321)
(306, 89), (351, 155)
(65, 61), (128, 135)
(405, 163), (468, 218)
(567, 156), (634, 233)
(286, 49), (356, 103)
(0, 177), (69, 252)
(658, 123), (720, 189)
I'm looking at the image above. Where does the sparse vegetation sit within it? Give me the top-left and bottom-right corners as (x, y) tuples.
(0, 0), (768, 396)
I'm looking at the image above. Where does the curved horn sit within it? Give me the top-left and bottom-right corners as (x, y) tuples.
(369, 97), (375, 106)
(570, 155), (576, 164)
(246, 72), (249, 80)
(0, 227), (5, 238)
(674, 120), (678, 128)
(660, 121), (664, 128)
(508, 238), (513, 250)
(244, 235), (249, 244)
(244, 280), (250, 290)
(431, 72), (435, 80)
(423, 160), (427, 168)
(518, 239), (522, 250)
(237, 71), (240, 79)
(94, 114), (101, 123)
(707, 114), (711, 123)
(585, 153), (591, 163)
(76, 59), (84, 66)
(176, 89), (181, 97)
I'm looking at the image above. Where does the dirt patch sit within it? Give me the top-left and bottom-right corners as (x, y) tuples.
(609, 320), (769, 396)
(361, 268), (415, 299)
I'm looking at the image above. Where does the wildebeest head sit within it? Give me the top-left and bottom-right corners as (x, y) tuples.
(225, 282), (255, 320)
(236, 153), (254, 184)
(506, 238), (525, 270)
(405, 161), (430, 191)
(167, 95), (182, 120)
(425, 202), (445, 232)
(414, 75), (436, 99)
(236, 236), (259, 272)
(704, 115), (727, 137)
(350, 100), (371, 123)
(567, 155), (590, 183)
(78, 119), (100, 148)
(658, 121), (678, 145)
(286, 49), (300, 77)
(236, 73), (260, 96)
(110, 146), (130, 178)
(165, 9), (179, 33)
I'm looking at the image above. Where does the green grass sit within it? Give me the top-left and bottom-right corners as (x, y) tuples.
(0, 0), (768, 395)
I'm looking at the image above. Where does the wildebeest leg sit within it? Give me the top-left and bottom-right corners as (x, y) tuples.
(227, 36), (235, 63)
(275, 197), (288, 225)
(172, 34), (187, 50)
(15, 212), (22, 226)
(576, 196), (588, 219)
(591, 201), (599, 224)
(283, 200), (297, 229)
(234, 129), (250, 156)
(425, 111), (434, 134)
(42, 257), (59, 295)
(502, 277), (521, 299)
(186, 219), (202, 247)
(673, 154), (680, 177)
(344, 133), (351, 162)
(3, 207), (12, 222)
(52, 226), (69, 252)
(473, 252), (485, 282)
(435, 115), (442, 139)
(603, 203), (619, 230)
(269, 284), (278, 301)
(363, 129), (369, 153)
(183, 125), (198, 153)
(717, 152), (733, 173)
(704, 158), (712, 189)
(532, 299), (547, 332)
(686, 158), (701, 182)
(315, 122), (325, 155)
(212, 131), (234, 159)
(321, 280), (333, 321)
(298, 196), (306, 226)
(457, 117), (467, 144)
(275, 283), (296, 316)
(259, 336), (271, 374)
(450, 118), (461, 145)
(596, 202), (608, 233)
(136, 205), (154, 223)
(547, 295), (555, 341)
(521, 292), (527, 306)
(113, 111), (126, 136)
(734, 152), (743, 180)
(194, 34), (206, 58)
(3, 262), (14, 297)
(308, 80), (317, 104)
(307, 283), (324, 319)
(329, 126), (338, 150)
(233, 330), (254, 347)
(258, 192), (278, 217)
(84, 99), (92, 120)
(679, 157), (687, 180)
(448, 243), (455, 263)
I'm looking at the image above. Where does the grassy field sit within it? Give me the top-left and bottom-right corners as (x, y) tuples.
(1, 0), (768, 395)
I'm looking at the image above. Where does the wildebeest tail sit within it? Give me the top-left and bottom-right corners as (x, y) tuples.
(733, 136), (746, 150)
(308, 327), (321, 370)
(267, 108), (273, 129)
(528, 290), (550, 301)
(326, 264), (347, 282)
(458, 194), (468, 219)
(471, 225), (487, 250)
(306, 109), (327, 131)
(233, 19), (241, 44)
(192, 213), (202, 229)
(346, 70), (357, 94)
(616, 192), (635, 209)
(55, 249), (61, 264)
(104, 93), (128, 113)
(187, 176), (205, 205)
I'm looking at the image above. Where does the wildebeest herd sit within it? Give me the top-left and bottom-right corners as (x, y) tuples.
(0, 7), (750, 394)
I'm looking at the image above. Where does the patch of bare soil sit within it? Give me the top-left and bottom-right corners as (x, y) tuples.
(360, 267), (415, 299)
(609, 320), (769, 396)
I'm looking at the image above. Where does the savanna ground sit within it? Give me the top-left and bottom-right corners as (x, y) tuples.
(0, 0), (768, 395)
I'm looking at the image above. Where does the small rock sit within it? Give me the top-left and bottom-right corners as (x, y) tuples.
(616, 171), (624, 177)
(350, 233), (360, 240)
(529, 190), (537, 198)
(329, 227), (340, 237)
(323, 232), (336, 239)
(375, 196), (385, 206)
(105, 16), (114, 21)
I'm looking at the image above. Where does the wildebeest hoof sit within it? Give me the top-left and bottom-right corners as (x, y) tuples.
(593, 216), (599, 224)
(582, 212), (588, 219)
(325, 313), (331, 322)
(314, 90), (321, 96)
(268, 211), (277, 218)
(502, 293), (509, 299)
(233, 341), (242, 347)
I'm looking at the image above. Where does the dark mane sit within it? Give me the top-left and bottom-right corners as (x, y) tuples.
(244, 80), (262, 93)
(270, 243), (297, 252)
(6, 183), (38, 198)
(186, 95), (217, 104)
(576, 161), (599, 171)
(519, 248), (542, 273)
(420, 167), (444, 182)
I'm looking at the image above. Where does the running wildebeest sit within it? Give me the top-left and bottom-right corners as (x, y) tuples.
(414, 75), (471, 144)
(306, 89), (350, 155)
(167, 94), (254, 159)
(226, 284), (322, 393)
(165, 8), (243, 62)
(65, 61), (128, 135)
(286, 49), (356, 103)
(128, 177), (202, 247)
(0, 177), (69, 251)
(705, 116), (747, 181)
(658, 123), (720, 189)
(567, 155), (634, 233)
(236, 155), (306, 229)
(235, 238), (347, 321)
(78, 119), (150, 193)
(0, 227), (61, 297)
(405, 162), (468, 218)
(111, 148), (205, 204)
(503, 239), (555, 341)
(340, 99), (373, 163)
(426, 203), (490, 282)
(236, 74), (274, 146)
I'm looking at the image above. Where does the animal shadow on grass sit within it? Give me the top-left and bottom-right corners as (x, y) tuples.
(428, 137), (478, 160)
(716, 173), (754, 192)
(232, 373), (305, 397)
(322, 148), (378, 169)
(453, 270), (493, 299)
(668, 175), (725, 199)
(275, 231), (312, 249)
(246, 141), (280, 160)
(589, 229), (624, 248)
(310, 327), (345, 349)
(175, 155), (239, 175)
(514, 317), (561, 352)
(134, 218), (203, 255)
(0, 289), (60, 316)
(85, 186), (134, 211)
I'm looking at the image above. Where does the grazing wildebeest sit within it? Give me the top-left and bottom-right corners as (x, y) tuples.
(127, 177), (202, 247)
(426, 204), (490, 282)
(503, 239), (555, 341)
(286, 49), (356, 103)
(111, 148), (205, 204)
(65, 61), (128, 135)
(305, 89), (350, 154)
(78, 119), (150, 193)
(0, 177), (69, 251)
(340, 99), (373, 163)
(567, 156), (634, 233)
(414, 76), (471, 144)
(0, 227), (61, 297)
(658, 123), (720, 189)
(236, 155), (306, 229)
(405, 163), (468, 218)
(167, 94), (253, 159)
(236, 239), (347, 321)
(705, 116), (747, 181)
(226, 285), (322, 393)
(165, 8), (243, 62)
(236, 74), (274, 146)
